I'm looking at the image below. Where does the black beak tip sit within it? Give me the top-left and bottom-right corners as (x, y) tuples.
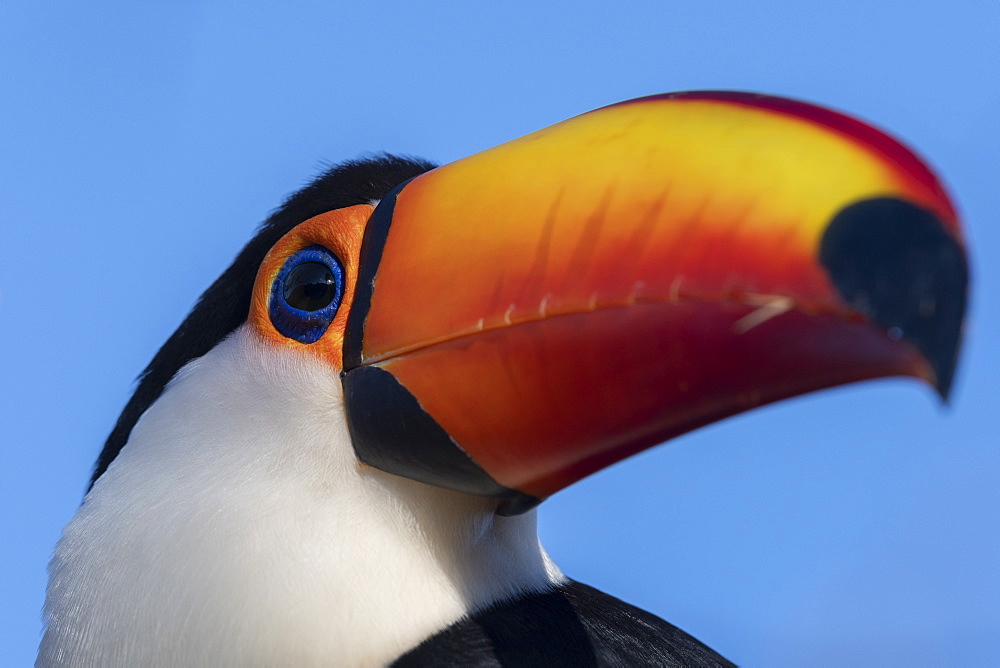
(928, 322), (965, 405)
(820, 197), (968, 405)
(933, 360), (956, 405)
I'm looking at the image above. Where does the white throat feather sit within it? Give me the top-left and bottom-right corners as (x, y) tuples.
(40, 325), (563, 667)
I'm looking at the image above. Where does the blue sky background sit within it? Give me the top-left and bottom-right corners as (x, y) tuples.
(2, 2), (997, 665)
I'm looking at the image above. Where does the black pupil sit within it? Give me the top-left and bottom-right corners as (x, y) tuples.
(283, 262), (337, 311)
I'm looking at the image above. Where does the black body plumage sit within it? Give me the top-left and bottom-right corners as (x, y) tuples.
(394, 581), (734, 667)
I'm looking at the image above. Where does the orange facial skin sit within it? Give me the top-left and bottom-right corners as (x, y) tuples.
(249, 205), (372, 371)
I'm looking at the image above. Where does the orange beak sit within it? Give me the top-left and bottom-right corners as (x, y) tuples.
(338, 92), (967, 514)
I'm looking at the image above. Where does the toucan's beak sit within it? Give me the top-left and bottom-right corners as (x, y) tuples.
(340, 91), (968, 514)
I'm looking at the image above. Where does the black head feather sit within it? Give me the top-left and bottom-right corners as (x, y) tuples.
(90, 155), (437, 488)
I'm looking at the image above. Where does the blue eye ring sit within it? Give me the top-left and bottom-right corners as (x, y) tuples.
(268, 245), (345, 344)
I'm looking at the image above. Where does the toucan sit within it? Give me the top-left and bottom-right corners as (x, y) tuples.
(39, 91), (967, 667)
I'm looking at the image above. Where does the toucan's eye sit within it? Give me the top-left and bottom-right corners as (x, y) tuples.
(269, 245), (345, 343)
(283, 262), (337, 311)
